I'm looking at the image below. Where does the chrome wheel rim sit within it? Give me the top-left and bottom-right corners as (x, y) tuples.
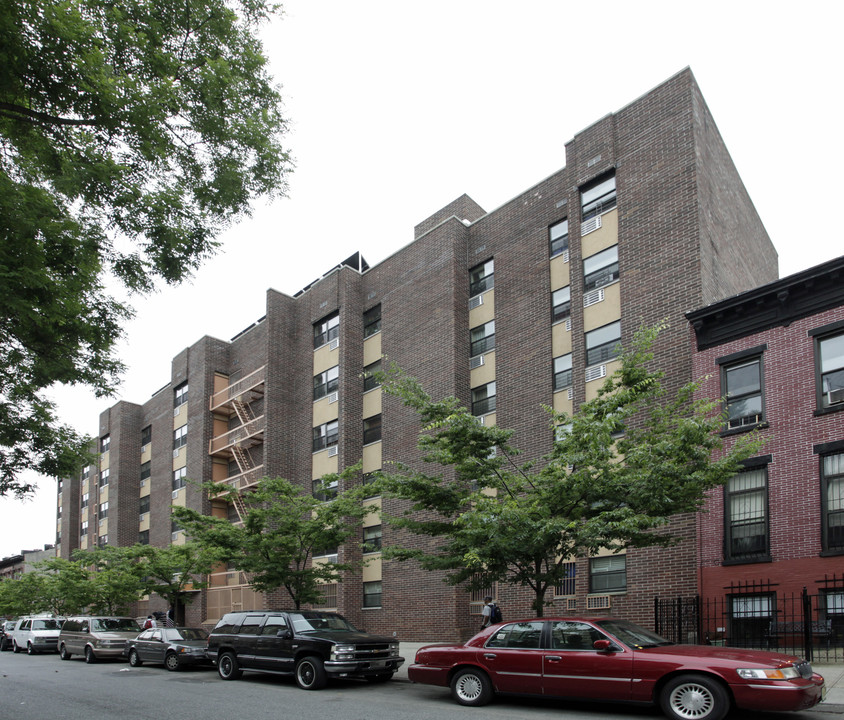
(670, 682), (715, 719)
(456, 674), (483, 702)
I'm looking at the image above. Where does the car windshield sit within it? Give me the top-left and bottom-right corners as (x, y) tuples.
(289, 613), (358, 633)
(92, 618), (141, 633)
(595, 619), (674, 649)
(166, 628), (207, 641)
(32, 620), (61, 631)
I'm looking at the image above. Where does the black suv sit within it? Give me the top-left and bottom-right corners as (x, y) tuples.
(206, 610), (403, 689)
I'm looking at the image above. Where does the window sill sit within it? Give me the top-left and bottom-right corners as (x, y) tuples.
(720, 422), (768, 438)
(814, 404), (844, 417)
(361, 606), (382, 611)
(722, 555), (772, 566)
(819, 549), (844, 558)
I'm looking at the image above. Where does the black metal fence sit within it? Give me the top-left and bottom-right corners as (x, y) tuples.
(655, 578), (844, 662)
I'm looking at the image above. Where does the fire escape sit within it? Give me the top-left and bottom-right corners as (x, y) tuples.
(209, 366), (266, 521)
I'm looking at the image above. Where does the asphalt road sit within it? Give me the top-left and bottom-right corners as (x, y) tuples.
(0, 650), (838, 720)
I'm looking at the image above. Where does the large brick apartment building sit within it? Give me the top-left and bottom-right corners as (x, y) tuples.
(687, 256), (844, 649)
(56, 68), (779, 641)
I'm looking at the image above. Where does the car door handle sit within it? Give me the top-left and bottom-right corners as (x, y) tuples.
(545, 655), (562, 662)
(483, 653), (497, 659)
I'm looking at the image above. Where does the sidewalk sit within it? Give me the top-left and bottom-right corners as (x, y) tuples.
(399, 643), (844, 711)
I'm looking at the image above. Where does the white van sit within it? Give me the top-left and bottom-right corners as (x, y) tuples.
(11, 615), (63, 654)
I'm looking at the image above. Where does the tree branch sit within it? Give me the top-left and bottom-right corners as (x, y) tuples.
(0, 102), (101, 128)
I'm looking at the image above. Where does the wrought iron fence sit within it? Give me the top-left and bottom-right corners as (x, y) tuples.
(655, 577), (844, 662)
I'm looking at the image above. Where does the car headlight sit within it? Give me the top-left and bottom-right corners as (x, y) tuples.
(737, 666), (800, 680)
(331, 644), (355, 660)
(389, 643), (399, 653)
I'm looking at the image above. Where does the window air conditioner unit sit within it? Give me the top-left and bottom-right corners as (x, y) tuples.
(583, 288), (605, 308)
(141, 444), (148, 455)
(828, 388), (844, 405)
(327, 446), (338, 457)
(476, 415), (485, 426)
(563, 249), (570, 263)
(173, 448), (181, 458)
(581, 215), (602, 236)
(172, 490), (180, 499)
(468, 294), (484, 310)
(586, 594), (612, 610)
(327, 392), (338, 404)
(585, 365), (607, 383)
(171, 531), (180, 542)
(565, 318), (572, 332)
(173, 407), (180, 417)
(328, 337), (340, 351)
(139, 513), (147, 523)
(567, 387), (574, 400)
(470, 355), (485, 370)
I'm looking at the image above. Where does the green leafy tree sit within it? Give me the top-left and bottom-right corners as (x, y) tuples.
(0, 0), (291, 496)
(31, 557), (94, 616)
(133, 543), (219, 624)
(173, 473), (370, 610)
(374, 325), (763, 616)
(74, 545), (148, 614)
(0, 571), (46, 616)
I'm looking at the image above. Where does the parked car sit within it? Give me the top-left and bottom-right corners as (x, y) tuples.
(1, 620), (18, 651)
(206, 610), (404, 689)
(58, 616), (142, 663)
(125, 627), (210, 671)
(408, 617), (825, 720)
(11, 615), (63, 654)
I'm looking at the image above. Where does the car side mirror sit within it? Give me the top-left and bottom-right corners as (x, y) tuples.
(277, 629), (292, 639)
(593, 639), (614, 651)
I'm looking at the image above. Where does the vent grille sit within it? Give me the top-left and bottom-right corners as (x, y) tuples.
(565, 318), (572, 332)
(469, 294), (484, 310)
(583, 288), (605, 307)
(563, 249), (570, 263)
(581, 214), (603, 236)
(828, 388), (844, 406)
(470, 355), (485, 370)
(327, 391), (338, 404)
(327, 446), (338, 457)
(586, 595), (611, 610)
(172, 448), (181, 459)
(328, 337), (340, 351)
(585, 365), (607, 383)
(567, 387), (574, 400)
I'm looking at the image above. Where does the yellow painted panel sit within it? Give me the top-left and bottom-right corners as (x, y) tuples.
(99, 518), (108, 534)
(173, 448), (186, 471)
(583, 282), (621, 332)
(362, 388), (382, 418)
(362, 441), (382, 473)
(173, 403), (187, 428)
(581, 208), (618, 258)
(172, 488), (186, 507)
(140, 481), (150, 498)
(585, 359), (621, 401)
(100, 451), (109, 470)
(552, 390), (573, 415)
(313, 342), (339, 374)
(139, 514), (150, 532)
(470, 350), (496, 386)
(172, 532), (186, 546)
(363, 497), (382, 526)
(552, 321), (572, 357)
(480, 412), (496, 427)
(141, 445), (152, 463)
(312, 449), (339, 479)
(82, 479), (89, 493)
(469, 288), (495, 326)
(550, 254), (570, 291)
(80, 538), (88, 550)
(363, 333), (382, 366)
(313, 395), (340, 426)
(99, 486), (109, 503)
(362, 555), (382, 582)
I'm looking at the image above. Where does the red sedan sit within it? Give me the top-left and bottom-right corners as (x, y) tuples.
(408, 617), (825, 720)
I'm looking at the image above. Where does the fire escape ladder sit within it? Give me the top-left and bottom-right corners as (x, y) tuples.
(231, 398), (256, 425)
(231, 491), (249, 523)
(230, 445), (254, 474)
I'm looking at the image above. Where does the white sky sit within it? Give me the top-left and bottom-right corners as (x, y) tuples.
(2, 0), (843, 558)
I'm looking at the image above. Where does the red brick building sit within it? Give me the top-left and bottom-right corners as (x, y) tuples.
(688, 256), (844, 648)
(57, 68), (779, 641)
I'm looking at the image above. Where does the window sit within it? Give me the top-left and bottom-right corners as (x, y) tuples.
(487, 622), (544, 649)
(822, 452), (844, 553)
(171, 519), (182, 536)
(81, 465), (91, 481)
(363, 304), (381, 338)
(141, 425), (152, 446)
(81, 492), (89, 509)
(99, 468), (109, 487)
(98, 535), (108, 547)
(363, 580), (382, 608)
(314, 312), (339, 348)
(553, 354), (573, 391)
(260, 616), (288, 635)
(173, 424), (187, 450)
(100, 435), (110, 453)
(140, 461), (151, 481)
(313, 366), (339, 400)
(81, 520), (88, 536)
(471, 382), (496, 416)
(139, 496), (150, 515)
(363, 359), (381, 392)
(725, 466), (769, 562)
(312, 476), (338, 502)
(469, 259), (494, 297)
(173, 467), (187, 491)
(581, 173), (617, 221)
(313, 420), (339, 452)
(470, 321), (495, 357)
(549, 621), (604, 650)
(552, 287), (571, 323)
(585, 321), (621, 366)
(363, 415), (382, 445)
(174, 382), (188, 408)
(818, 332), (844, 409)
(549, 219), (569, 258)
(723, 356), (763, 429)
(583, 245), (619, 291)
(363, 525), (382, 553)
(589, 555), (626, 593)
(554, 561), (577, 597)
(99, 501), (108, 519)
(729, 594), (773, 648)
(362, 471), (379, 488)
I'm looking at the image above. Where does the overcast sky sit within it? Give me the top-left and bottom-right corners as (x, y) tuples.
(2, 0), (842, 559)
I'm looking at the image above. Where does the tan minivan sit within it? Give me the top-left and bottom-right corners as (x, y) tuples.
(58, 616), (142, 663)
